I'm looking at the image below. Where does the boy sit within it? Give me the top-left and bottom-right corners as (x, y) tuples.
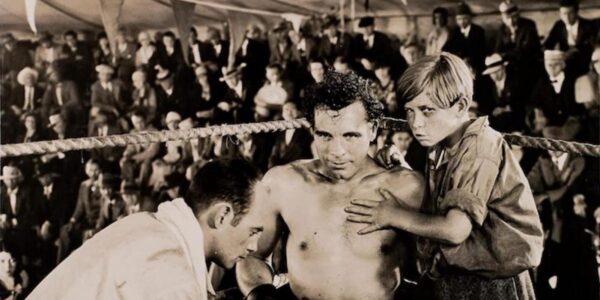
(345, 52), (543, 299)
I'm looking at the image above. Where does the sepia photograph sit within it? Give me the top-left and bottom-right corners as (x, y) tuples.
(0, 0), (599, 299)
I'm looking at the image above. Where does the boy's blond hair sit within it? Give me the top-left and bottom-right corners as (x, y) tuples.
(397, 52), (473, 109)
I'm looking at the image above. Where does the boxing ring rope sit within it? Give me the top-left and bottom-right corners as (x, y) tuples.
(1, 117), (599, 158)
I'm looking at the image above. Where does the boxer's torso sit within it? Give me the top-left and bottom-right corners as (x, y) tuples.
(270, 159), (419, 300)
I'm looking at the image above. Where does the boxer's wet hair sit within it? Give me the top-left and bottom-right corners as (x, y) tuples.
(302, 71), (383, 123)
(397, 52), (473, 109)
(185, 159), (262, 226)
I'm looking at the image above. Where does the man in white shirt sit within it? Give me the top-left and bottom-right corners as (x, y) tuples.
(29, 159), (265, 300)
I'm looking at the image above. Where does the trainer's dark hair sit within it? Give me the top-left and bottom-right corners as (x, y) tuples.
(185, 159), (262, 226)
(302, 71), (383, 124)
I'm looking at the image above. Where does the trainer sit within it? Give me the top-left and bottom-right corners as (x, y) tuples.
(28, 159), (265, 300)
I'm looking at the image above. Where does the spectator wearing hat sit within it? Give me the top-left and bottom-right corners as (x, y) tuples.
(426, 7), (450, 56)
(354, 16), (394, 73)
(479, 53), (527, 132)
(0, 33), (33, 88)
(0, 165), (43, 266)
(58, 159), (103, 262)
(317, 15), (353, 65)
(91, 64), (130, 123)
(36, 164), (68, 276)
(494, 1), (543, 95)
(120, 107), (160, 188)
(544, 0), (598, 77)
(530, 50), (585, 128)
(575, 46), (600, 143)
(88, 107), (123, 170)
(527, 120), (598, 300)
(10, 67), (43, 117)
(219, 65), (251, 123)
(443, 2), (487, 74)
(95, 174), (127, 231)
(155, 66), (191, 120)
(190, 64), (223, 125)
(41, 62), (82, 127)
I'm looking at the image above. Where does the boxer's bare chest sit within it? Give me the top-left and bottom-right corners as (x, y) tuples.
(277, 170), (399, 257)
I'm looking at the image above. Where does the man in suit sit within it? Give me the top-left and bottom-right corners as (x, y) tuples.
(235, 24), (271, 95)
(0, 33), (33, 88)
(0, 165), (43, 264)
(188, 27), (217, 68)
(480, 53), (527, 132)
(219, 66), (253, 123)
(36, 166), (70, 275)
(41, 63), (83, 130)
(354, 17), (393, 74)
(317, 15), (353, 65)
(530, 50), (585, 128)
(443, 2), (487, 74)
(268, 101), (313, 168)
(494, 1), (543, 95)
(89, 108), (123, 172)
(155, 68), (190, 120)
(60, 30), (93, 90)
(206, 27), (230, 72)
(10, 67), (44, 117)
(120, 108), (160, 187)
(544, 0), (598, 77)
(57, 159), (103, 262)
(90, 64), (130, 121)
(95, 174), (127, 231)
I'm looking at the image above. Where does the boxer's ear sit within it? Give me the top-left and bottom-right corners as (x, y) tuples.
(369, 121), (379, 142)
(207, 202), (234, 229)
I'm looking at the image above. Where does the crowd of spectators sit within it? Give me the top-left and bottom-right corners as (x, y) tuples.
(0, 0), (599, 298)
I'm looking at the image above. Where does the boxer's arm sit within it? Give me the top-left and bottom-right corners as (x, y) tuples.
(236, 169), (285, 296)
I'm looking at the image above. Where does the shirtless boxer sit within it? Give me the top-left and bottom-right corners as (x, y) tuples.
(236, 71), (425, 300)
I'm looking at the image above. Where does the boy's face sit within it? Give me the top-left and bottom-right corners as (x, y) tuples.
(404, 92), (463, 147)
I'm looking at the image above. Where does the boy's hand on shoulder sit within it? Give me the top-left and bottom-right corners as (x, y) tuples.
(345, 188), (409, 234)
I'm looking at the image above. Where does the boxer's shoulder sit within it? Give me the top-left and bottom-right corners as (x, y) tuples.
(263, 159), (324, 186)
(382, 166), (426, 209)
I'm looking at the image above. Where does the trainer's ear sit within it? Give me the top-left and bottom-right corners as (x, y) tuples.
(207, 202), (234, 229)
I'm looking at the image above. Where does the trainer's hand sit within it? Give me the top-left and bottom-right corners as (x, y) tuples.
(345, 188), (404, 235)
(374, 145), (407, 169)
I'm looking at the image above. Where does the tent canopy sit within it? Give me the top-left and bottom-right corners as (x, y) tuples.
(1, 0), (599, 37)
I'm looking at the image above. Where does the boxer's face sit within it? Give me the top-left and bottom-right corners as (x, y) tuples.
(313, 101), (376, 180)
(405, 92), (464, 147)
(212, 199), (264, 269)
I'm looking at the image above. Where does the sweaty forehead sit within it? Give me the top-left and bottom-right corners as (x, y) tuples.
(314, 101), (370, 131)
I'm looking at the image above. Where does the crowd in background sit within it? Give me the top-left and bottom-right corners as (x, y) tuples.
(0, 0), (599, 298)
